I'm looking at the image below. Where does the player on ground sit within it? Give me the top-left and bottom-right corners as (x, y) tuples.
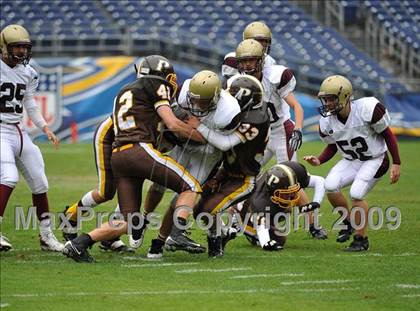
(0, 24), (63, 252)
(62, 55), (206, 262)
(304, 75), (401, 251)
(228, 162), (325, 251)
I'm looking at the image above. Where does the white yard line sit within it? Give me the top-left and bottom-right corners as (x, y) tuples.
(401, 294), (420, 298)
(1, 287), (360, 299)
(175, 267), (252, 273)
(395, 284), (420, 289)
(280, 279), (355, 286)
(122, 262), (199, 268)
(295, 287), (359, 293)
(230, 273), (304, 279)
(0, 303), (10, 308)
(238, 255), (316, 259)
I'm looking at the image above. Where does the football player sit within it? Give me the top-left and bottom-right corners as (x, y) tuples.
(0, 24), (63, 252)
(62, 55), (206, 262)
(304, 75), (401, 251)
(187, 74), (270, 257)
(234, 40), (326, 239)
(235, 39), (304, 163)
(221, 21), (276, 84)
(141, 70), (241, 258)
(61, 115), (133, 253)
(228, 162), (326, 251)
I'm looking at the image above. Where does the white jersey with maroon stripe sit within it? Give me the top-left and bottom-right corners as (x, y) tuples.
(261, 64), (296, 127)
(170, 79), (241, 184)
(1, 60), (49, 194)
(0, 59), (38, 124)
(177, 79), (240, 131)
(319, 97), (390, 161)
(221, 52), (276, 80)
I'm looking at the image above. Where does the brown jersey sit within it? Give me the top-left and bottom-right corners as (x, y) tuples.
(223, 104), (270, 176)
(113, 76), (173, 147)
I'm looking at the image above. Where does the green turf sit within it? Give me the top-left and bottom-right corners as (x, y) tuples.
(1, 141), (419, 310)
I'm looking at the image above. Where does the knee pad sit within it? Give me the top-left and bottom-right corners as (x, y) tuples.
(349, 180), (369, 201)
(324, 176), (341, 193)
(28, 173), (49, 194)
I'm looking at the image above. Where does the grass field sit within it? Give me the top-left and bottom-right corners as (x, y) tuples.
(1, 141), (419, 310)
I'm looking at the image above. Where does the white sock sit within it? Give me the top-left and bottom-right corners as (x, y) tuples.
(39, 218), (52, 235)
(81, 191), (98, 207)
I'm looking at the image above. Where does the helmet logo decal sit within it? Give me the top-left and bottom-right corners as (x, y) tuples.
(234, 87), (251, 100)
(267, 174), (280, 187)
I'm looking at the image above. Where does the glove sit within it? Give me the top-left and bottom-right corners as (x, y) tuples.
(262, 240), (283, 251)
(289, 128), (302, 151)
(299, 201), (320, 213)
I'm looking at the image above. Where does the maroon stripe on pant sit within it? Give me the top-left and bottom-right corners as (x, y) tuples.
(374, 153), (390, 179)
(283, 119), (295, 160)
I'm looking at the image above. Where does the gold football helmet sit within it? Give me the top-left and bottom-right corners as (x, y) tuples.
(235, 39), (264, 76)
(0, 24), (32, 65)
(187, 70), (221, 117)
(243, 21), (272, 54)
(318, 75), (353, 117)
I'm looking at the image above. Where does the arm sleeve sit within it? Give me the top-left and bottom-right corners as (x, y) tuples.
(197, 123), (242, 151)
(25, 99), (47, 129)
(370, 103), (390, 133)
(23, 73), (47, 129)
(381, 128), (401, 165)
(307, 175), (325, 204)
(319, 126), (335, 144)
(277, 69), (296, 98)
(318, 144), (338, 164)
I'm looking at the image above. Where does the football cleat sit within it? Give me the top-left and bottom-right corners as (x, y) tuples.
(147, 239), (165, 259)
(262, 240), (283, 251)
(128, 218), (148, 249)
(344, 235), (369, 252)
(309, 225), (328, 240)
(62, 241), (94, 263)
(207, 235), (224, 258)
(0, 234), (12, 252)
(39, 231), (65, 252)
(165, 231), (206, 254)
(244, 232), (260, 246)
(61, 206), (78, 241)
(221, 227), (238, 250)
(337, 226), (354, 243)
(99, 239), (134, 253)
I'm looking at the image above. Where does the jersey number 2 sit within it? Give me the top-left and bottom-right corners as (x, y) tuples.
(114, 90), (136, 131)
(0, 83), (26, 113)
